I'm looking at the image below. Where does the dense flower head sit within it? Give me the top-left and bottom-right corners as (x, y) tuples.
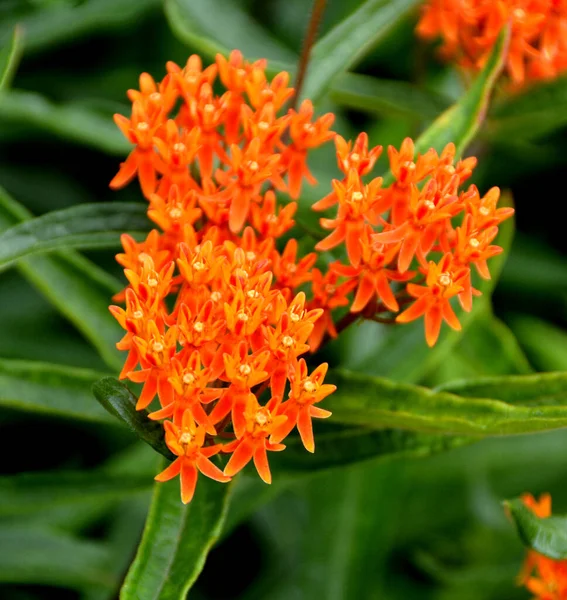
(110, 50), (511, 502)
(417, 0), (567, 87)
(518, 493), (567, 599)
(110, 51), (337, 503)
(311, 134), (513, 348)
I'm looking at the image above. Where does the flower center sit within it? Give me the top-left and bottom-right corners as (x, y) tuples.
(173, 142), (186, 153)
(239, 364), (252, 376)
(303, 380), (316, 393)
(282, 335), (294, 348)
(469, 238), (480, 248)
(255, 410), (269, 426)
(193, 321), (204, 332)
(183, 372), (195, 385)
(179, 432), (193, 444)
(438, 272), (452, 287)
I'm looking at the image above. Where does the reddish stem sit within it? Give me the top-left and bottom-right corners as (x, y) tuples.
(290, 0), (328, 110)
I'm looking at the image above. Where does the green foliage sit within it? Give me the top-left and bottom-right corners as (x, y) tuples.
(1, 0), (566, 598)
(0, 27), (23, 92)
(505, 497), (567, 560)
(93, 377), (174, 459)
(299, 0), (421, 102)
(0, 358), (114, 423)
(327, 370), (567, 435)
(0, 202), (149, 271)
(121, 471), (232, 600)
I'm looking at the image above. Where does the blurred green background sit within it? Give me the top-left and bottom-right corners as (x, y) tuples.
(0, 0), (566, 598)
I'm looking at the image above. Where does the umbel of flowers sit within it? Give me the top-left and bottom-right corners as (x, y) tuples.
(109, 50), (512, 503)
(417, 0), (567, 87)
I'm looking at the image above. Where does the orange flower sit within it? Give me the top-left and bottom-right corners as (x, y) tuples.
(223, 394), (287, 484)
(110, 51), (338, 504)
(270, 359), (334, 452)
(283, 99), (335, 198)
(518, 493), (567, 599)
(315, 168), (383, 267)
(417, 0), (567, 87)
(396, 254), (467, 347)
(156, 410), (230, 504)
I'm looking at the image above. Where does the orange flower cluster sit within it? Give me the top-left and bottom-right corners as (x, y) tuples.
(519, 494), (567, 599)
(417, 0), (567, 86)
(312, 135), (513, 347)
(109, 51), (336, 503)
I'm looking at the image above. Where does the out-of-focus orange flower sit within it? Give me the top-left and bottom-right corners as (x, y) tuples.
(518, 493), (567, 599)
(417, 0), (567, 87)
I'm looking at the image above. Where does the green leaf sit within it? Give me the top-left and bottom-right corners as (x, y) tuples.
(0, 358), (115, 424)
(121, 469), (232, 600)
(0, 27), (23, 92)
(330, 72), (450, 120)
(325, 369), (567, 435)
(490, 74), (567, 141)
(0, 470), (151, 516)
(92, 377), (173, 459)
(0, 90), (130, 155)
(164, 0), (296, 64)
(0, 186), (124, 371)
(412, 25), (510, 159)
(438, 370), (567, 406)
(273, 425), (470, 472)
(300, 0), (421, 103)
(507, 314), (567, 372)
(426, 308), (532, 383)
(505, 497), (567, 560)
(0, 525), (114, 590)
(0, 202), (149, 272)
(0, 0), (159, 56)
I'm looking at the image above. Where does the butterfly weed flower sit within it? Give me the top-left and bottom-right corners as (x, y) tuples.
(109, 50), (511, 503)
(417, 0), (567, 87)
(517, 493), (567, 599)
(311, 136), (513, 347)
(110, 51), (336, 503)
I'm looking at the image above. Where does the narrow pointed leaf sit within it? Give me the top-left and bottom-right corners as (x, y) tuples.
(438, 371), (567, 406)
(505, 497), (567, 560)
(508, 314), (567, 372)
(0, 358), (115, 424)
(121, 470), (232, 600)
(325, 369), (567, 436)
(165, 0), (296, 64)
(0, 202), (149, 271)
(273, 425), (471, 472)
(0, 27), (23, 91)
(300, 0), (422, 102)
(0, 90), (130, 155)
(0, 471), (151, 516)
(412, 25), (510, 158)
(490, 74), (567, 140)
(0, 526), (114, 590)
(0, 186), (124, 370)
(330, 72), (450, 119)
(0, 0), (159, 55)
(92, 377), (173, 459)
